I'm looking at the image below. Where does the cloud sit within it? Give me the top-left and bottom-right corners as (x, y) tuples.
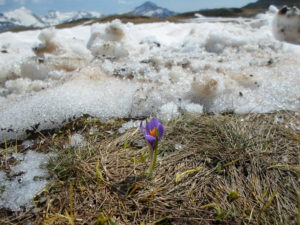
(0, 0), (6, 6)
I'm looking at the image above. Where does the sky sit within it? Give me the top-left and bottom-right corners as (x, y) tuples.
(0, 0), (256, 16)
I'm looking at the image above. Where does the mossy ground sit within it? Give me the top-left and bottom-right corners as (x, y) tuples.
(0, 111), (299, 225)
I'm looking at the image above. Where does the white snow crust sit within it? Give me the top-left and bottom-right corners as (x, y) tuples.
(0, 9), (300, 142)
(0, 150), (54, 211)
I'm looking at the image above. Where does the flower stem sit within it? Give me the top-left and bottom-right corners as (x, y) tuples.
(147, 143), (158, 178)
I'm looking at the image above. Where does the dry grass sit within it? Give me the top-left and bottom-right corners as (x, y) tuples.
(0, 111), (299, 225)
(55, 15), (165, 30)
(169, 8), (265, 21)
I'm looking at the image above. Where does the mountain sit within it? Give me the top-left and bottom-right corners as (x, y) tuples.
(0, 7), (102, 32)
(42, 10), (101, 26)
(128, 1), (176, 18)
(3, 7), (45, 27)
(0, 18), (20, 32)
(243, 0), (300, 9)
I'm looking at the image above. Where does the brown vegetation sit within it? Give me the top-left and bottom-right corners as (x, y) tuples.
(0, 110), (299, 225)
(54, 7), (266, 30)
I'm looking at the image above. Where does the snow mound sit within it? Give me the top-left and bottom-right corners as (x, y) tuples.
(33, 27), (92, 59)
(87, 20), (129, 58)
(250, 5), (278, 28)
(272, 6), (300, 45)
(268, 5), (279, 14)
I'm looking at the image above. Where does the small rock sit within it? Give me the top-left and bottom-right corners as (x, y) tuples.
(175, 144), (183, 151)
(22, 140), (35, 149)
(32, 207), (42, 214)
(132, 139), (144, 148)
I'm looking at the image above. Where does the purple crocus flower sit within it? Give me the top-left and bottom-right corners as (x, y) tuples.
(140, 118), (164, 149)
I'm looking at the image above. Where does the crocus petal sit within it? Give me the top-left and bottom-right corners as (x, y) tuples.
(146, 118), (159, 133)
(145, 135), (156, 149)
(158, 123), (164, 140)
(140, 121), (146, 135)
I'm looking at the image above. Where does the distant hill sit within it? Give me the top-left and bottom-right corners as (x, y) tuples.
(128, 1), (176, 18)
(170, 7), (265, 20)
(243, 0), (300, 9)
(42, 10), (101, 26)
(0, 20), (21, 33)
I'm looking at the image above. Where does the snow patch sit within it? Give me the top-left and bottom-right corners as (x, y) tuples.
(118, 120), (141, 133)
(69, 133), (87, 147)
(0, 151), (54, 211)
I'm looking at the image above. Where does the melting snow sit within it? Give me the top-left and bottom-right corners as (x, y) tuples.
(0, 150), (54, 211)
(118, 120), (141, 133)
(0, 8), (300, 142)
(69, 133), (87, 147)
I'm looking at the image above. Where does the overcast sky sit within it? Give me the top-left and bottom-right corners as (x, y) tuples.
(0, 0), (256, 16)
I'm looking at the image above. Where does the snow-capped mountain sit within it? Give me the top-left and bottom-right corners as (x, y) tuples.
(0, 16), (19, 32)
(42, 10), (101, 26)
(0, 7), (102, 32)
(128, 1), (176, 18)
(3, 7), (45, 28)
